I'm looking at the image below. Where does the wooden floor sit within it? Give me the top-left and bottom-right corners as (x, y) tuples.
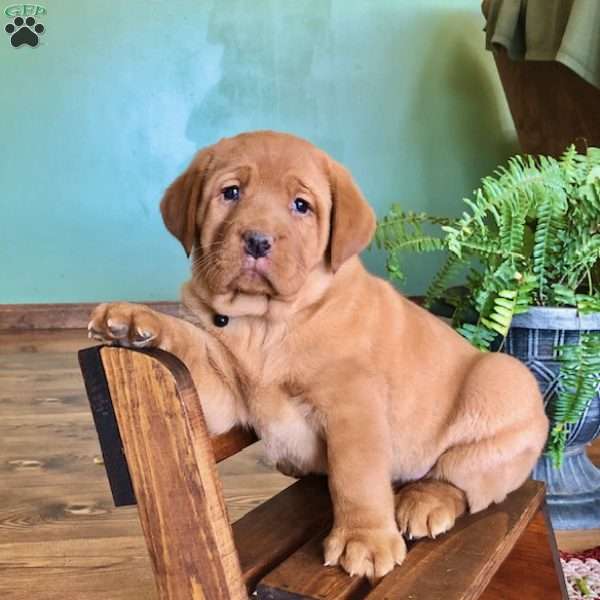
(1, 328), (599, 598)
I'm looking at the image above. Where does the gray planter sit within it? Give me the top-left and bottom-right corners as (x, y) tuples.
(505, 307), (600, 530)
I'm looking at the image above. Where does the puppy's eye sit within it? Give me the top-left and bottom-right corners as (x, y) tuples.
(292, 198), (311, 214)
(222, 185), (240, 201)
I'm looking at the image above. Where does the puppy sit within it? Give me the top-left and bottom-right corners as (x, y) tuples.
(90, 131), (548, 580)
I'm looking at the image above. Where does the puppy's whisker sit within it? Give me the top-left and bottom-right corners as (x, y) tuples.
(192, 249), (225, 270)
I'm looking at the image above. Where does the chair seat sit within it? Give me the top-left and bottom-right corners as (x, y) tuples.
(241, 478), (563, 600)
(78, 345), (567, 600)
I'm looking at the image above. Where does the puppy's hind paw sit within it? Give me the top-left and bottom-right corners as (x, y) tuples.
(395, 480), (466, 540)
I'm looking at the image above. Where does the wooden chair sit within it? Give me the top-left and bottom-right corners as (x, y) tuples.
(78, 345), (568, 600)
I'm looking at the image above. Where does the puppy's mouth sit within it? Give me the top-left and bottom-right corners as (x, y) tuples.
(241, 255), (270, 277)
(232, 255), (275, 294)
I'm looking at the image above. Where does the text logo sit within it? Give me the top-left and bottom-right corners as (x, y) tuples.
(4, 4), (46, 17)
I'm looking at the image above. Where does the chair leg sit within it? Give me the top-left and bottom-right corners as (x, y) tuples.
(481, 503), (568, 600)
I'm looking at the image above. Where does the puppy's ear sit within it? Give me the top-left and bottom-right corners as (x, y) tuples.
(328, 159), (376, 272)
(160, 148), (213, 257)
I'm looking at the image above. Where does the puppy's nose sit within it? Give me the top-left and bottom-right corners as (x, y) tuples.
(243, 230), (273, 259)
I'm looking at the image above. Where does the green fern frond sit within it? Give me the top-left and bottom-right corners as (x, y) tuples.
(559, 234), (600, 291)
(375, 207), (448, 282)
(480, 289), (518, 337)
(386, 235), (445, 254)
(575, 293), (600, 314)
(456, 322), (497, 351)
(423, 253), (464, 308)
(548, 333), (600, 466)
(549, 284), (578, 308)
(549, 284), (600, 314)
(532, 192), (566, 300)
(559, 144), (579, 184)
(478, 272), (535, 337)
(499, 197), (531, 260)
(513, 272), (537, 314)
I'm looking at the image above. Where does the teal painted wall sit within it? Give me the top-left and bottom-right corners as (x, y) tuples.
(0, 0), (517, 303)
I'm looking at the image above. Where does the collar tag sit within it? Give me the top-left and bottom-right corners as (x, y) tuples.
(213, 313), (230, 327)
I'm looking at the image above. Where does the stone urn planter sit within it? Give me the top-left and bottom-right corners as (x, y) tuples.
(504, 307), (600, 530)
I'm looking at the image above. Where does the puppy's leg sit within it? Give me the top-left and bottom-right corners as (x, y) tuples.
(395, 432), (539, 538)
(321, 379), (406, 580)
(395, 480), (466, 540)
(88, 302), (241, 434)
(429, 432), (544, 513)
(429, 352), (548, 514)
(398, 353), (547, 537)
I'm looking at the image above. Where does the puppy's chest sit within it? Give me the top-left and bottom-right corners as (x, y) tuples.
(223, 328), (326, 472)
(249, 389), (326, 474)
(239, 371), (325, 473)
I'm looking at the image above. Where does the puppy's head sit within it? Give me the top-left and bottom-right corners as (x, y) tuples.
(161, 131), (375, 299)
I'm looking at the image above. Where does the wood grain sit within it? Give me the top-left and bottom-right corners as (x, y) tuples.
(101, 346), (247, 600)
(365, 481), (546, 600)
(480, 505), (567, 600)
(493, 46), (600, 157)
(234, 476), (332, 591)
(257, 481), (553, 600)
(213, 427), (259, 463)
(256, 531), (370, 600)
(0, 301), (183, 330)
(80, 344), (259, 505)
(0, 536), (157, 600)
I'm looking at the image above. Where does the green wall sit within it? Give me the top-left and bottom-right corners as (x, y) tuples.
(0, 0), (517, 303)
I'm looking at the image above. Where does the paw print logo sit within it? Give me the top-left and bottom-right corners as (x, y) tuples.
(5, 16), (44, 47)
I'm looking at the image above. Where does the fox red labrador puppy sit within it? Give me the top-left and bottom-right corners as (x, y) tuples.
(90, 131), (548, 580)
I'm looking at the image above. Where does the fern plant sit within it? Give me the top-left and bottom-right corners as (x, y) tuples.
(375, 145), (600, 465)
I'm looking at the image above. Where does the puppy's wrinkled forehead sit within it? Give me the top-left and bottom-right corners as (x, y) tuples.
(209, 132), (330, 190)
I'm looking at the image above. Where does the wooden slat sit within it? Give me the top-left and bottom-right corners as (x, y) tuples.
(88, 347), (331, 595)
(481, 505), (567, 600)
(101, 347), (247, 600)
(0, 536), (157, 600)
(213, 428), (259, 462)
(0, 301), (184, 331)
(234, 476), (332, 591)
(0, 329), (92, 354)
(366, 480), (545, 600)
(257, 480), (546, 600)
(255, 531), (369, 600)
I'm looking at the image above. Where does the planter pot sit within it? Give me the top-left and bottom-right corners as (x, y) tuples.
(505, 307), (600, 530)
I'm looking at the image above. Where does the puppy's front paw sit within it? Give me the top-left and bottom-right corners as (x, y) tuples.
(88, 303), (162, 348)
(323, 525), (406, 581)
(395, 481), (466, 540)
